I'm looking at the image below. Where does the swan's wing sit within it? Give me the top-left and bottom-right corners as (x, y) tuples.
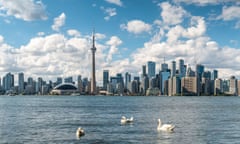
(162, 124), (174, 130)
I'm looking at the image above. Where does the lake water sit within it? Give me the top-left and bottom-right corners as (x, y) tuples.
(1, 95), (240, 144)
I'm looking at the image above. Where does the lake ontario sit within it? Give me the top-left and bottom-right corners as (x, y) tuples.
(1, 95), (240, 144)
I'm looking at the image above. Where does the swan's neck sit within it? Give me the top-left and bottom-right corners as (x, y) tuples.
(158, 120), (162, 127)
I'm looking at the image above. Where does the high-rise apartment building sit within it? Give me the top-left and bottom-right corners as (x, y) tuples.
(147, 61), (156, 78)
(18, 72), (24, 94)
(161, 63), (168, 72)
(142, 65), (147, 77)
(196, 64), (204, 81)
(125, 72), (131, 90)
(181, 76), (198, 96)
(103, 70), (109, 90)
(229, 76), (237, 95)
(214, 78), (223, 95)
(178, 59), (185, 78)
(212, 70), (218, 80)
(3, 72), (14, 91)
(171, 61), (176, 77)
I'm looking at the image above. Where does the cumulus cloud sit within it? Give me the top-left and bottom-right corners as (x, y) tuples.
(101, 7), (117, 21)
(0, 35), (4, 44)
(120, 20), (152, 34)
(106, 36), (122, 62)
(105, 0), (123, 6)
(166, 16), (206, 43)
(52, 13), (66, 32)
(160, 2), (187, 25)
(173, 0), (236, 5)
(67, 29), (81, 37)
(217, 6), (240, 21)
(0, 0), (47, 21)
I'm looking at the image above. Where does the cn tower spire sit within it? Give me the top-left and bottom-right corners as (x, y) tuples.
(90, 29), (97, 95)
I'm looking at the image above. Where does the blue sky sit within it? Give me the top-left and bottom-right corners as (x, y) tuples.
(0, 0), (240, 83)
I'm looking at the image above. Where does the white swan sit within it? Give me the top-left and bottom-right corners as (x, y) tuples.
(121, 116), (134, 124)
(157, 119), (175, 132)
(76, 127), (85, 138)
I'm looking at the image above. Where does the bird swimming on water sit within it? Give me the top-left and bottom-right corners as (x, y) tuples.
(157, 118), (175, 132)
(121, 116), (134, 124)
(76, 127), (85, 138)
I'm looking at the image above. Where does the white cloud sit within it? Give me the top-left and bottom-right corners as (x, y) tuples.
(106, 36), (122, 62)
(166, 16), (206, 43)
(105, 0), (123, 6)
(173, 0), (236, 5)
(67, 29), (81, 37)
(101, 7), (117, 21)
(0, 35), (4, 44)
(37, 32), (45, 36)
(160, 2), (187, 25)
(217, 6), (240, 21)
(120, 20), (152, 34)
(0, 0), (47, 21)
(52, 13), (66, 32)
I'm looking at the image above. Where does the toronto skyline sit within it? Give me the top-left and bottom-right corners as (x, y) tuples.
(0, 0), (240, 83)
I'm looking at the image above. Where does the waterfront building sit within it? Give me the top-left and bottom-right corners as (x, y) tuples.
(77, 75), (83, 93)
(129, 80), (138, 95)
(90, 31), (97, 95)
(214, 78), (223, 95)
(171, 61), (176, 77)
(50, 83), (78, 95)
(147, 61), (156, 78)
(149, 77), (156, 88)
(181, 76), (198, 96)
(18, 72), (24, 94)
(110, 73), (124, 95)
(140, 75), (149, 95)
(196, 64), (204, 82)
(142, 65), (147, 78)
(146, 87), (160, 96)
(134, 76), (140, 81)
(168, 76), (181, 96)
(201, 77), (211, 95)
(229, 76), (237, 96)
(238, 80), (240, 96)
(222, 80), (230, 93)
(160, 71), (170, 94)
(36, 77), (43, 94)
(56, 77), (62, 85)
(64, 77), (73, 83)
(107, 83), (114, 95)
(103, 70), (109, 90)
(178, 59), (185, 78)
(203, 71), (211, 80)
(125, 72), (131, 90)
(212, 70), (218, 80)
(161, 62), (168, 72)
(186, 65), (195, 77)
(3, 72), (14, 91)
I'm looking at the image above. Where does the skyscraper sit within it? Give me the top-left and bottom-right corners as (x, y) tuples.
(125, 72), (131, 90)
(91, 31), (97, 94)
(178, 59), (185, 78)
(171, 61), (176, 77)
(18, 72), (24, 94)
(212, 69), (218, 80)
(196, 64), (204, 80)
(147, 61), (156, 78)
(142, 65), (147, 77)
(103, 70), (109, 90)
(3, 72), (14, 91)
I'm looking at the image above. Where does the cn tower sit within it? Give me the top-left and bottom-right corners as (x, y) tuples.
(90, 30), (97, 95)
